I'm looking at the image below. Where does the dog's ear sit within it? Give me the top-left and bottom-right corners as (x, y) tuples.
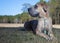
(43, 7), (47, 12)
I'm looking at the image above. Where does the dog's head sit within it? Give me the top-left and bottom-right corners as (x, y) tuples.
(28, 2), (49, 17)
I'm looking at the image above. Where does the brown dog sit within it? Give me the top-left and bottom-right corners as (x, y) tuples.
(24, 2), (55, 40)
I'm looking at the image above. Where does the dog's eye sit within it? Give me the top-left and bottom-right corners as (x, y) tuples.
(34, 5), (38, 9)
(43, 8), (47, 12)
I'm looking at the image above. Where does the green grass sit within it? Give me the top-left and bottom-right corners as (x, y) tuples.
(0, 27), (60, 43)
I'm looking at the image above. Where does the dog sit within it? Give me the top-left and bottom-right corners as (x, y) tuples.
(24, 2), (54, 40)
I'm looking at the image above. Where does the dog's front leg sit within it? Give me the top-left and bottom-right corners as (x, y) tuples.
(35, 18), (53, 40)
(36, 29), (51, 40)
(48, 17), (55, 39)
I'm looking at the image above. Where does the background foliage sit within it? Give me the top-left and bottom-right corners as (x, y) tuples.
(0, 0), (60, 24)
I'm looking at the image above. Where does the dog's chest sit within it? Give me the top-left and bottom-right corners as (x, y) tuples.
(38, 17), (50, 30)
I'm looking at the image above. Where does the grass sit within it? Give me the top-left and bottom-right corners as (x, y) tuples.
(0, 27), (60, 43)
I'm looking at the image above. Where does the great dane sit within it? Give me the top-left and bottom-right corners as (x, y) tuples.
(24, 2), (55, 40)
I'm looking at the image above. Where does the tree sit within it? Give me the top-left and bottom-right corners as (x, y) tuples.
(19, 12), (32, 23)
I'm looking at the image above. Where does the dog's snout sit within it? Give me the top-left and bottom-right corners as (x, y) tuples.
(34, 5), (38, 9)
(28, 6), (39, 17)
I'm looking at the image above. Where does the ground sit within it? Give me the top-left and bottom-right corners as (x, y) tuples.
(0, 24), (60, 43)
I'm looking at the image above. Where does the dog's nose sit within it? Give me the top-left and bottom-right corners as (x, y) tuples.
(28, 8), (32, 11)
(34, 5), (38, 9)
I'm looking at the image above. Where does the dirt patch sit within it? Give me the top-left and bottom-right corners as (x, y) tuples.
(0, 23), (24, 27)
(0, 23), (60, 29)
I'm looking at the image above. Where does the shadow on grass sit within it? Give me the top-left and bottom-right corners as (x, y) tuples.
(0, 27), (26, 31)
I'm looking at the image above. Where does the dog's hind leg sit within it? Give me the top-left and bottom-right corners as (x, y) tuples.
(31, 20), (38, 34)
(24, 21), (32, 31)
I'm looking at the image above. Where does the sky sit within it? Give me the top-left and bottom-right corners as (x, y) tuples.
(0, 0), (49, 16)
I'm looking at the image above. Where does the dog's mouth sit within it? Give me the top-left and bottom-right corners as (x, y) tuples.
(28, 7), (39, 17)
